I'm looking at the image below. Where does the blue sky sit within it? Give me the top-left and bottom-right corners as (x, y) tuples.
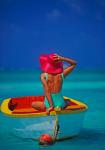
(0, 0), (105, 69)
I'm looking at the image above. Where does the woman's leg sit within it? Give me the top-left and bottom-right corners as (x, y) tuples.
(32, 101), (45, 111)
(32, 100), (54, 115)
(32, 102), (54, 115)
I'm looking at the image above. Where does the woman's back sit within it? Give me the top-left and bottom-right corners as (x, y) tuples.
(44, 73), (63, 94)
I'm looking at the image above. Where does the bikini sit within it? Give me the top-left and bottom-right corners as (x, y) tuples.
(44, 73), (66, 109)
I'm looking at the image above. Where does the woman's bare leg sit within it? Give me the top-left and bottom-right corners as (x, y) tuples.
(32, 101), (45, 111)
(32, 101), (54, 115)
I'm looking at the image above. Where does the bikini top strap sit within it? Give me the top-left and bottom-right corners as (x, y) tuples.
(61, 72), (64, 81)
(45, 73), (48, 81)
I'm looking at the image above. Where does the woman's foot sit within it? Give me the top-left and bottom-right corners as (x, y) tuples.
(46, 106), (54, 115)
(54, 107), (61, 112)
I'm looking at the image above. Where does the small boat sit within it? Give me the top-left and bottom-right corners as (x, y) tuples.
(0, 96), (88, 140)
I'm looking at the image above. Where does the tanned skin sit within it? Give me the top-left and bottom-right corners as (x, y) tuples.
(32, 54), (77, 115)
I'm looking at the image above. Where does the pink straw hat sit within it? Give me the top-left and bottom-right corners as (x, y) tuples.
(40, 54), (63, 74)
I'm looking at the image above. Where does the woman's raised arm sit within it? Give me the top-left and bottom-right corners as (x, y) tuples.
(53, 54), (77, 77)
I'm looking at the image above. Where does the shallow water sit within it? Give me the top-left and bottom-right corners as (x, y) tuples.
(0, 70), (105, 150)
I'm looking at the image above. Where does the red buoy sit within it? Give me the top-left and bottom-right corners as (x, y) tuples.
(39, 134), (53, 145)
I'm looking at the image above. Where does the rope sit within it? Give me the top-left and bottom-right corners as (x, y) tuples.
(52, 111), (60, 142)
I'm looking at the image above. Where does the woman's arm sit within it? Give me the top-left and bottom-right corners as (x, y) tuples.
(40, 73), (54, 107)
(61, 57), (77, 77)
(53, 54), (77, 77)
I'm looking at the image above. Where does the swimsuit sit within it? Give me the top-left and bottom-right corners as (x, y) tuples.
(44, 73), (66, 108)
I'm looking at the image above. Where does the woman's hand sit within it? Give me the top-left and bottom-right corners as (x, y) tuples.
(53, 54), (64, 62)
(53, 54), (77, 65)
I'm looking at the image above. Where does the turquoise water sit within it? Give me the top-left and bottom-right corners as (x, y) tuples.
(0, 70), (105, 150)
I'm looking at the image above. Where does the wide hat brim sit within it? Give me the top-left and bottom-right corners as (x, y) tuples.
(40, 54), (63, 74)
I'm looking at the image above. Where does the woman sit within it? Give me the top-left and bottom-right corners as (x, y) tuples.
(32, 53), (77, 114)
